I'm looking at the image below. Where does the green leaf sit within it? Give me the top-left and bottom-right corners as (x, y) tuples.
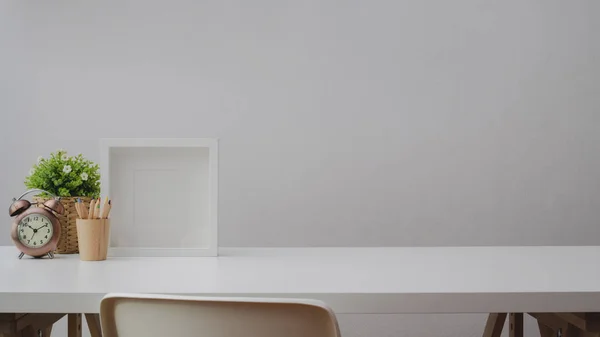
(24, 149), (101, 198)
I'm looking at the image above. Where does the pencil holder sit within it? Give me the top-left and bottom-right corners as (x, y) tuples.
(76, 219), (110, 261)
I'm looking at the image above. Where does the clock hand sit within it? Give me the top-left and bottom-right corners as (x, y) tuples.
(35, 224), (48, 231)
(26, 225), (37, 240)
(29, 224), (48, 241)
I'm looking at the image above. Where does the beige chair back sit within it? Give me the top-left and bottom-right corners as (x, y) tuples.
(100, 293), (342, 337)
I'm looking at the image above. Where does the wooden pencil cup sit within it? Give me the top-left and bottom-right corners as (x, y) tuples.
(76, 219), (110, 261)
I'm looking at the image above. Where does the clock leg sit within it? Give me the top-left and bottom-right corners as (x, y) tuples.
(47, 252), (54, 259)
(18, 252), (24, 259)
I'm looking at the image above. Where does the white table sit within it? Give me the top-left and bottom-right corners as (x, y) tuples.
(1, 245), (600, 315)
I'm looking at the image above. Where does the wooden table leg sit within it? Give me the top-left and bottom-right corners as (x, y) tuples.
(510, 313), (524, 337)
(41, 325), (53, 337)
(19, 326), (37, 337)
(564, 323), (583, 337)
(531, 313), (569, 333)
(0, 331), (20, 337)
(531, 313), (591, 337)
(539, 321), (555, 337)
(1, 313), (63, 337)
(68, 314), (82, 337)
(85, 314), (102, 337)
(483, 313), (507, 337)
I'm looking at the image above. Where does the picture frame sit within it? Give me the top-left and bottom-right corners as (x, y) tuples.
(99, 138), (218, 257)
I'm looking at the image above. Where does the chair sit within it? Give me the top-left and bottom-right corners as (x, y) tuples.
(100, 293), (342, 337)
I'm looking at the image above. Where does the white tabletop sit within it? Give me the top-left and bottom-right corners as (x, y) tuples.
(1, 246), (599, 314)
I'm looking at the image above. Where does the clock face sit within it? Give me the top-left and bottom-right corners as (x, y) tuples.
(17, 213), (54, 249)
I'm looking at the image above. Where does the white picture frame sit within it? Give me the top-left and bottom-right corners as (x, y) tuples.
(99, 138), (218, 257)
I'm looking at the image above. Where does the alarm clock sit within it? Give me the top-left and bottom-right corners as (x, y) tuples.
(9, 189), (64, 259)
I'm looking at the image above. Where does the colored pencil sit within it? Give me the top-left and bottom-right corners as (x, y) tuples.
(88, 199), (96, 219)
(100, 196), (109, 219)
(103, 200), (112, 219)
(80, 199), (89, 219)
(74, 199), (83, 219)
(93, 197), (101, 219)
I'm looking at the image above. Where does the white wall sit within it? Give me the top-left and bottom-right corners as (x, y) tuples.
(1, 1), (599, 337)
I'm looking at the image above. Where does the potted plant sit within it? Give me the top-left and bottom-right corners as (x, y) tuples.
(24, 149), (100, 254)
